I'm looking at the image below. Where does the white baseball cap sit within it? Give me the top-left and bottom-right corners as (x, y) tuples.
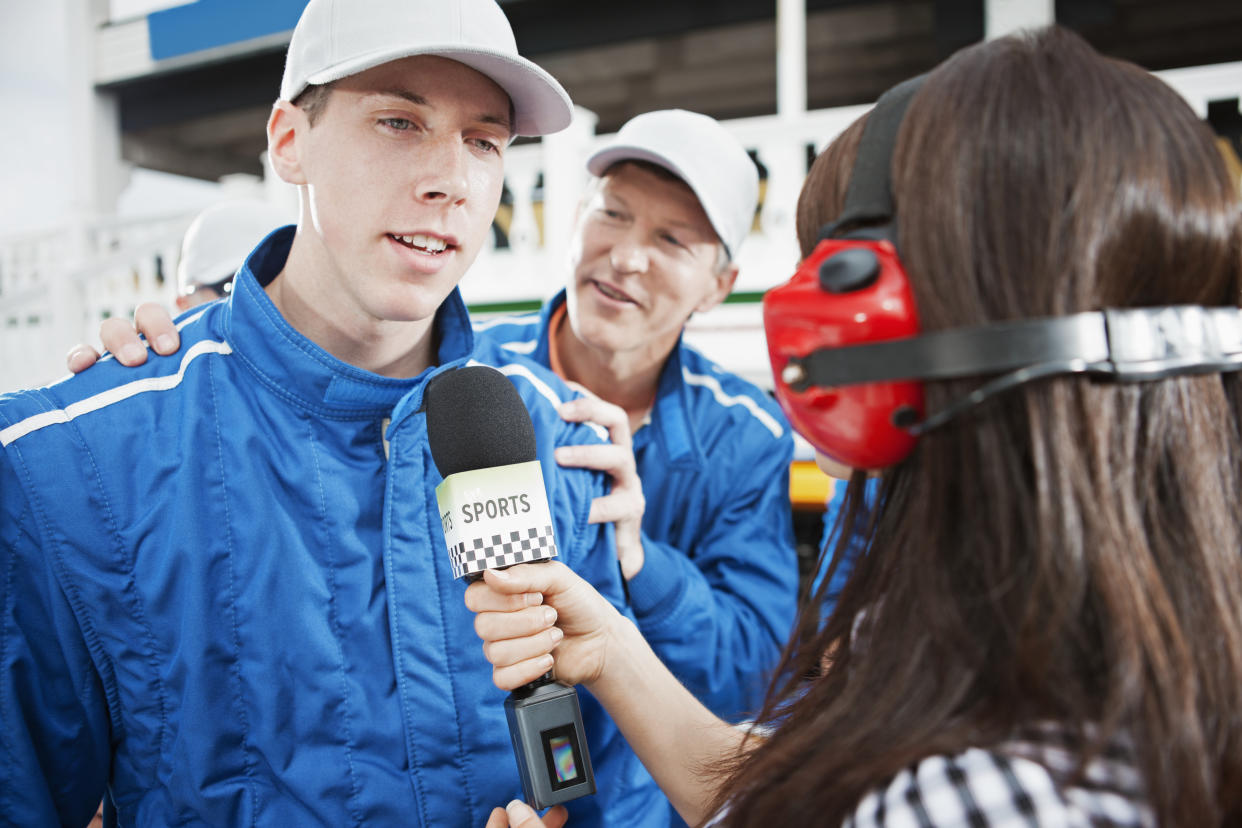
(586, 109), (760, 259)
(280, 0), (573, 137)
(178, 200), (292, 294)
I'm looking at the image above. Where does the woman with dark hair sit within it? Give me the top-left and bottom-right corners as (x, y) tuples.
(473, 26), (1242, 828)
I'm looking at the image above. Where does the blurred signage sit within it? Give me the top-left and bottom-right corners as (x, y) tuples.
(148, 0), (308, 60)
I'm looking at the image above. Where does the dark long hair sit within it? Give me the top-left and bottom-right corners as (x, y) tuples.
(718, 26), (1242, 826)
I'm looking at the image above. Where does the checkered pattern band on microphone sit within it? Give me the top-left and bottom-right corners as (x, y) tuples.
(450, 524), (558, 578)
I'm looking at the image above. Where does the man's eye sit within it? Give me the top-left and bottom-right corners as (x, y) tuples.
(380, 118), (414, 131)
(470, 137), (500, 154)
(660, 232), (684, 248)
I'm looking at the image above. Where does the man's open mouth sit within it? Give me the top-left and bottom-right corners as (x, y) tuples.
(390, 233), (452, 254)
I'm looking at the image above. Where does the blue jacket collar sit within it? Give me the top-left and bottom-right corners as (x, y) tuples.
(221, 226), (475, 417)
(526, 290), (561, 366)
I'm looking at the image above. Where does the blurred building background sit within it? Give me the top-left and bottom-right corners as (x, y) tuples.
(1, 0), (1240, 399)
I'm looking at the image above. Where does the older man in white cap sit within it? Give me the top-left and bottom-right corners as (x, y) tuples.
(1, 1), (665, 826)
(477, 109), (798, 731)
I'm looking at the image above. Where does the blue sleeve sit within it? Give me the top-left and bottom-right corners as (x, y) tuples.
(624, 432), (798, 721)
(0, 449), (111, 826)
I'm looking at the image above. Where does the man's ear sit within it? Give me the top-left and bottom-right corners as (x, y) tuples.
(267, 101), (309, 186)
(694, 261), (739, 314)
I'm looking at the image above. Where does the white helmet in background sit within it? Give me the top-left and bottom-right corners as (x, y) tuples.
(177, 199), (292, 304)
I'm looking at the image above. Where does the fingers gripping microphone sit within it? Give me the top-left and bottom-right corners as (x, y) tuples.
(425, 365), (596, 810)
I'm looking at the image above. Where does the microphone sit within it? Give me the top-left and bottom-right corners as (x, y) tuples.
(425, 365), (596, 810)
(427, 363), (559, 580)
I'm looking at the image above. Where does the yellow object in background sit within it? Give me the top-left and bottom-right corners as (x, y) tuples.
(790, 460), (835, 510)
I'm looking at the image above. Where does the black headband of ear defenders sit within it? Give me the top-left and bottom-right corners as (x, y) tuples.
(821, 74), (925, 242)
(789, 307), (1242, 431)
(793, 74), (1242, 434)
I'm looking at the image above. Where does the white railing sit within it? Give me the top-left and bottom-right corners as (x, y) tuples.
(0, 211), (193, 392)
(2, 60), (1239, 394)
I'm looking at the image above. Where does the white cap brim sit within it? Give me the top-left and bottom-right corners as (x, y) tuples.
(294, 45), (572, 137)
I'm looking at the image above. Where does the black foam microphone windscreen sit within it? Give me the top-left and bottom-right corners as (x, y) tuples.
(426, 365), (537, 477)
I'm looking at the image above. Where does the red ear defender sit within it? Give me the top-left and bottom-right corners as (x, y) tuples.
(764, 236), (923, 469)
(765, 75), (1242, 470)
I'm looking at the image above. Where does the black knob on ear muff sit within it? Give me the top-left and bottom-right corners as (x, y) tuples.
(891, 405), (920, 429)
(818, 248), (880, 294)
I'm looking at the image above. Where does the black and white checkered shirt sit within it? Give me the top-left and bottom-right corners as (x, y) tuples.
(706, 729), (1150, 827)
(845, 738), (1151, 827)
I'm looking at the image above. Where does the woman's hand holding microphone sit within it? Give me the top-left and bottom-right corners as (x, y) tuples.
(464, 561), (627, 692)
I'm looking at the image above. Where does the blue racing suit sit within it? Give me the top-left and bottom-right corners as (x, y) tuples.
(475, 291), (799, 721)
(0, 229), (667, 827)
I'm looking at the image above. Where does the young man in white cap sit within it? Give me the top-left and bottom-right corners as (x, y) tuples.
(0, 1), (667, 825)
(79, 111), (799, 733)
(77, 105), (799, 707)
